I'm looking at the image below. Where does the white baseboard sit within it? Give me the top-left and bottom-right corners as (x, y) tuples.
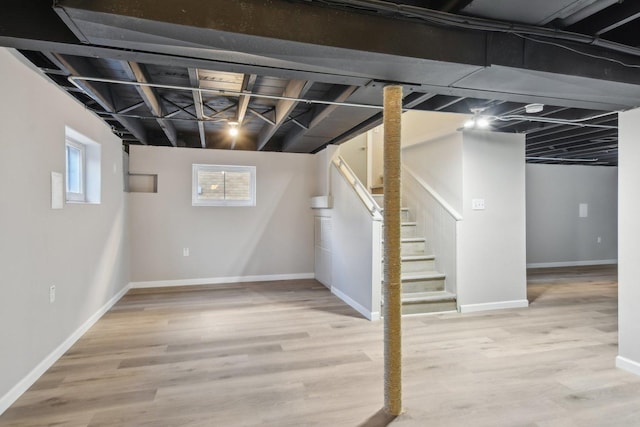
(0, 283), (131, 416)
(616, 356), (640, 377)
(130, 273), (315, 289)
(460, 299), (529, 314)
(527, 259), (618, 268)
(331, 286), (378, 321)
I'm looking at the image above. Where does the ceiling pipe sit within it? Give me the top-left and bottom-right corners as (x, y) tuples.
(70, 76), (620, 129)
(526, 156), (599, 162)
(68, 76), (383, 111)
(490, 111), (618, 130)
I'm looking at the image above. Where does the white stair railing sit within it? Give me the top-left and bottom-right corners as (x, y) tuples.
(332, 156), (383, 221)
(402, 165), (462, 298)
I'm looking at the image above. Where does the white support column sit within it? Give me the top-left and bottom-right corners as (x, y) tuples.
(617, 108), (640, 376)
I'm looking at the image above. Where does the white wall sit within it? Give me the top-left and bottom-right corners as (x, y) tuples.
(402, 110), (469, 149)
(339, 133), (368, 186)
(0, 49), (129, 411)
(617, 108), (640, 376)
(367, 111), (468, 192)
(312, 145), (338, 288)
(458, 131), (528, 312)
(526, 164), (618, 267)
(403, 130), (464, 215)
(128, 146), (316, 284)
(328, 166), (382, 320)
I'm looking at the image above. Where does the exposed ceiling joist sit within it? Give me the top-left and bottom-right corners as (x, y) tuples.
(257, 80), (313, 150)
(120, 61), (177, 147)
(235, 74), (257, 125)
(248, 108), (276, 125)
(568, 1), (640, 35)
(49, 53), (148, 144)
(282, 85), (359, 152)
(118, 101), (146, 114)
(525, 114), (617, 140)
(402, 92), (437, 108)
(188, 68), (207, 148)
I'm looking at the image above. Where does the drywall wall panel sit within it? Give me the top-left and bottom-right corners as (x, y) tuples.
(618, 108), (640, 374)
(339, 133), (368, 186)
(526, 164), (618, 267)
(402, 110), (469, 148)
(128, 146), (315, 282)
(329, 166), (381, 319)
(0, 48), (128, 408)
(458, 131), (527, 309)
(402, 130), (464, 214)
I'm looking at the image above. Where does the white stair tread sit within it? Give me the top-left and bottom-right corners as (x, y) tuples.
(382, 237), (425, 243)
(402, 254), (435, 261)
(402, 291), (456, 304)
(402, 272), (446, 281)
(383, 254), (435, 262)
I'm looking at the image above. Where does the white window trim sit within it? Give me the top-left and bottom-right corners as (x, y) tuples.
(65, 126), (102, 204)
(65, 138), (86, 202)
(192, 164), (256, 207)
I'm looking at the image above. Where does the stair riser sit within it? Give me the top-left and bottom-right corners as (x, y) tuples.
(401, 225), (417, 238)
(402, 300), (457, 315)
(381, 241), (425, 256)
(402, 259), (436, 273)
(401, 241), (424, 255)
(402, 278), (445, 293)
(379, 210), (410, 222)
(382, 259), (435, 274)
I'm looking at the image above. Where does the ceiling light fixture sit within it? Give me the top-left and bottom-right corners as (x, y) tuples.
(525, 103), (544, 114)
(228, 121), (239, 137)
(476, 117), (490, 129)
(462, 107), (492, 130)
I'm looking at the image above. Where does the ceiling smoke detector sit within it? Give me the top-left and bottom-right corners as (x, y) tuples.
(525, 103), (544, 114)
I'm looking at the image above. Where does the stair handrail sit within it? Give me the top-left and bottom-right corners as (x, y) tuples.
(403, 165), (463, 221)
(332, 156), (383, 221)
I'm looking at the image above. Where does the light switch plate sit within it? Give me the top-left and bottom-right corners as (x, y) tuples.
(472, 198), (485, 210)
(579, 203), (588, 218)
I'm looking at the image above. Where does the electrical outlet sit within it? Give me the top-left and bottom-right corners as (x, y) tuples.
(49, 285), (56, 304)
(597, 236), (602, 243)
(183, 247), (190, 257)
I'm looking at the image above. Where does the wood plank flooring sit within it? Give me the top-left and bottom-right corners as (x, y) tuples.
(2, 265), (640, 426)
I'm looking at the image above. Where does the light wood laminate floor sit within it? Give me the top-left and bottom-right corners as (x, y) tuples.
(2, 265), (639, 426)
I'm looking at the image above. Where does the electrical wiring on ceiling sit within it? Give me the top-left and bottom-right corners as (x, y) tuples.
(307, 0), (640, 69)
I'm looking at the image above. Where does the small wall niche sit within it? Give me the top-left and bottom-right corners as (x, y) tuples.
(128, 173), (158, 193)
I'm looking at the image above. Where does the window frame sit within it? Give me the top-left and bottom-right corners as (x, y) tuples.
(65, 138), (86, 202)
(192, 164), (256, 207)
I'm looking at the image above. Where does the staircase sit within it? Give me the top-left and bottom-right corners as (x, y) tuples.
(374, 194), (457, 315)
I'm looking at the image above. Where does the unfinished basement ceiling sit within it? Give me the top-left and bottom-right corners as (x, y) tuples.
(3, 0), (640, 165)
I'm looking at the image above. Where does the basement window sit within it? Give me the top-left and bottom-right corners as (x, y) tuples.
(65, 127), (101, 204)
(192, 164), (256, 207)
